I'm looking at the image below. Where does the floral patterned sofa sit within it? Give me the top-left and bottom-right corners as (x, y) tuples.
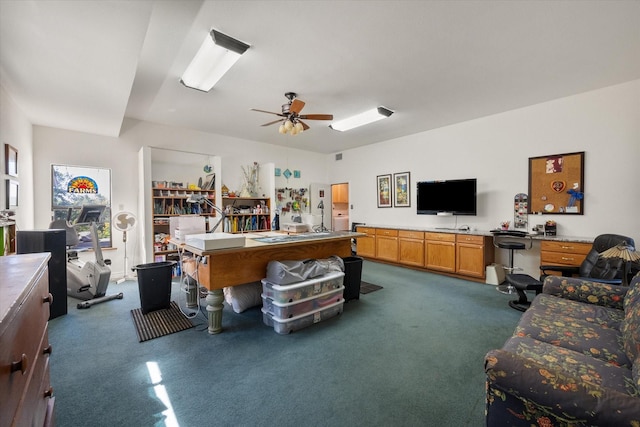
(485, 273), (640, 426)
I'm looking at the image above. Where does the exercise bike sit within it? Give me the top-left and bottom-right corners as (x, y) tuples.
(50, 205), (123, 309)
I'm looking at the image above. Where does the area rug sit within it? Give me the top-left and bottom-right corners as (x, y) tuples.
(130, 301), (194, 342)
(360, 282), (383, 294)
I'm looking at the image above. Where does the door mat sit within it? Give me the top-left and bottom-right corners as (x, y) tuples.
(130, 301), (194, 342)
(360, 282), (383, 294)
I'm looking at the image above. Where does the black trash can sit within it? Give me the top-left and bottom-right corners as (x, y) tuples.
(342, 256), (363, 302)
(132, 261), (176, 314)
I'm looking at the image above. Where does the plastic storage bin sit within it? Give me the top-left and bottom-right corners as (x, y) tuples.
(262, 299), (345, 334)
(262, 285), (344, 319)
(261, 271), (344, 304)
(132, 261), (175, 314)
(342, 256), (363, 301)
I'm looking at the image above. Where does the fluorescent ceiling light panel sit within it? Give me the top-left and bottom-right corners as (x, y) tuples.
(180, 29), (250, 92)
(330, 106), (394, 131)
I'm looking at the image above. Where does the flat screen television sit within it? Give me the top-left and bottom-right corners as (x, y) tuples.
(416, 178), (477, 215)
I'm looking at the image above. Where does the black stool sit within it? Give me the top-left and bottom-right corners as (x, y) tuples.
(505, 274), (543, 311)
(491, 231), (532, 295)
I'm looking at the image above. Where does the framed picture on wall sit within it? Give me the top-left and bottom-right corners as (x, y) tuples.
(377, 174), (392, 208)
(4, 144), (18, 177)
(5, 179), (18, 209)
(528, 151), (584, 214)
(393, 172), (410, 207)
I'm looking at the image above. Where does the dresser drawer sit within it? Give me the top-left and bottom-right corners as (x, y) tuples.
(424, 232), (455, 242)
(13, 326), (53, 427)
(541, 241), (591, 255)
(456, 234), (485, 245)
(398, 230), (424, 240)
(0, 267), (50, 426)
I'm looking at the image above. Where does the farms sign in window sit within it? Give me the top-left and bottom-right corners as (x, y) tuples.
(51, 164), (112, 248)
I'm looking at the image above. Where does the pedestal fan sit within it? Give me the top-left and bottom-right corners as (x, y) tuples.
(112, 211), (137, 283)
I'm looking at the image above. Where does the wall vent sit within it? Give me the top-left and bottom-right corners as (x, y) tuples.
(335, 153), (343, 161)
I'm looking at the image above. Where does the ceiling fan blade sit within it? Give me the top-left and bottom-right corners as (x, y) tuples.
(251, 108), (284, 116)
(299, 114), (333, 121)
(290, 99), (305, 114)
(262, 118), (285, 127)
(298, 120), (310, 130)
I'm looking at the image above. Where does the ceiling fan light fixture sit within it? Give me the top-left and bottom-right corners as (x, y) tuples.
(330, 106), (394, 132)
(278, 124), (286, 134)
(180, 29), (250, 92)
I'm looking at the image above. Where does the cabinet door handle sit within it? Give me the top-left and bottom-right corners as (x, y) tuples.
(561, 257), (575, 261)
(561, 245), (574, 250)
(11, 353), (28, 375)
(44, 387), (54, 398)
(43, 345), (53, 355)
(43, 293), (54, 304)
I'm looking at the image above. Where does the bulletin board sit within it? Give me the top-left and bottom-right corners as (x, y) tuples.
(528, 151), (584, 215)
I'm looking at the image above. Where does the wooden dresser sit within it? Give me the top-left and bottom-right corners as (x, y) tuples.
(0, 253), (55, 427)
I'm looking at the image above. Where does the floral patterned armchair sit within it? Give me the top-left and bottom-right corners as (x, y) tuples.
(484, 273), (640, 426)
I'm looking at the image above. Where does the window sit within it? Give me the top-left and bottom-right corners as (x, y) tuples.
(51, 164), (112, 248)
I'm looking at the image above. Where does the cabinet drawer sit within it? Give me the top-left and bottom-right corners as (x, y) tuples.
(424, 232), (455, 242)
(456, 234), (485, 245)
(376, 228), (398, 237)
(398, 230), (424, 239)
(356, 227), (376, 235)
(541, 251), (587, 266)
(541, 241), (591, 255)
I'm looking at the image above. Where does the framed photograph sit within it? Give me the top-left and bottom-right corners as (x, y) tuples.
(5, 179), (18, 209)
(377, 174), (392, 208)
(528, 151), (584, 215)
(4, 144), (18, 177)
(393, 172), (411, 207)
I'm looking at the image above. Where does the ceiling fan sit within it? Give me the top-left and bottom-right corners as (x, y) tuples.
(251, 92), (333, 135)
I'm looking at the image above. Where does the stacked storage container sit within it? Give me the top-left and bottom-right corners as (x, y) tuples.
(261, 270), (345, 334)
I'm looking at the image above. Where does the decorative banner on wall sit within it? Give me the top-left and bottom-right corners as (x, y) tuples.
(67, 176), (99, 194)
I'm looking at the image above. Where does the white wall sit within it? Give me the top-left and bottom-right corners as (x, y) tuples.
(0, 85), (35, 229)
(32, 119), (329, 275)
(15, 79), (640, 278)
(329, 80), (640, 275)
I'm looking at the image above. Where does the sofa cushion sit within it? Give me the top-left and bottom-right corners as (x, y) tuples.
(502, 336), (637, 396)
(531, 293), (624, 329)
(621, 283), (640, 362)
(515, 307), (632, 368)
(543, 276), (627, 310)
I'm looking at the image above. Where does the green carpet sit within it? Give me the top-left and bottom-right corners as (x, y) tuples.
(48, 260), (522, 426)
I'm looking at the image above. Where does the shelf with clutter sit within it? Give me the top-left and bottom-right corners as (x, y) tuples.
(221, 197), (271, 233)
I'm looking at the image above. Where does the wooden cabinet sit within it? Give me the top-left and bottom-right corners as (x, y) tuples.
(332, 184), (348, 204)
(540, 240), (591, 275)
(398, 230), (425, 267)
(222, 197), (271, 233)
(376, 228), (399, 262)
(425, 232), (456, 273)
(456, 234), (494, 278)
(356, 226), (376, 258)
(1, 253), (55, 427)
(152, 187), (217, 258)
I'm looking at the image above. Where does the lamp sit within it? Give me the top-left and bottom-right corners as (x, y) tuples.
(315, 200), (328, 232)
(180, 29), (250, 92)
(599, 241), (640, 286)
(330, 106), (394, 132)
(186, 194), (225, 233)
(278, 119), (305, 136)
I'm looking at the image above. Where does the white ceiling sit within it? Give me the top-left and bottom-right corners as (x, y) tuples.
(1, 1), (639, 154)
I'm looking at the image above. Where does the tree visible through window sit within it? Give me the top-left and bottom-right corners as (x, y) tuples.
(51, 164), (112, 248)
